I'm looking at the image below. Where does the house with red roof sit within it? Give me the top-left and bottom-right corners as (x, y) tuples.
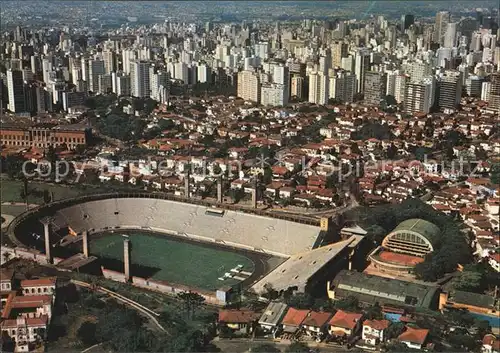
(218, 309), (260, 333)
(328, 310), (363, 338)
(361, 319), (391, 346)
(488, 253), (500, 272)
(281, 308), (310, 335)
(300, 311), (333, 338)
(397, 327), (429, 350)
(0, 273), (57, 352)
(482, 334), (500, 353)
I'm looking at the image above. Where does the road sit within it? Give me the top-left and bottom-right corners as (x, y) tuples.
(70, 279), (165, 332)
(214, 338), (348, 353)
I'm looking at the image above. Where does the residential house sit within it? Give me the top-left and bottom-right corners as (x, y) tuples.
(258, 302), (288, 335)
(361, 319), (391, 346)
(300, 311), (333, 340)
(20, 278), (56, 297)
(281, 308), (310, 336)
(482, 334), (500, 353)
(218, 310), (260, 334)
(488, 253), (500, 272)
(1, 269), (13, 292)
(328, 310), (363, 339)
(398, 327), (429, 350)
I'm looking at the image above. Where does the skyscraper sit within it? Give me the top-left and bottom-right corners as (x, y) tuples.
(488, 72), (500, 113)
(434, 11), (451, 46)
(130, 60), (151, 98)
(308, 72), (328, 105)
(331, 42), (348, 68)
(401, 14), (415, 31)
(329, 70), (356, 103)
(404, 77), (436, 114)
(88, 59), (105, 93)
(237, 70), (260, 103)
(443, 23), (457, 48)
(272, 64), (290, 99)
(102, 50), (116, 74)
(261, 83), (287, 106)
(437, 70), (463, 110)
(7, 69), (25, 113)
(291, 75), (304, 99)
(363, 71), (387, 105)
(355, 49), (371, 93)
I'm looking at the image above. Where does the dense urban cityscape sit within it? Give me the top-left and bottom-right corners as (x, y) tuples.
(0, 1), (499, 352)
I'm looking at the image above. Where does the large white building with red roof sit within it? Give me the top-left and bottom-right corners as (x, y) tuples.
(0, 272), (57, 352)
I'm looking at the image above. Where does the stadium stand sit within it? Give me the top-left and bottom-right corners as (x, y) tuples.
(45, 197), (321, 257)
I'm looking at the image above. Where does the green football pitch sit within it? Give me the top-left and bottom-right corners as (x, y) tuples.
(89, 232), (255, 291)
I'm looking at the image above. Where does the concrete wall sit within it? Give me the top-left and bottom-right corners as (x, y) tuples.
(2, 246), (49, 265)
(101, 267), (127, 283)
(101, 267), (223, 305)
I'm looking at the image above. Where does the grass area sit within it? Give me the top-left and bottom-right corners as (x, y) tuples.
(90, 232), (255, 291)
(0, 179), (84, 204)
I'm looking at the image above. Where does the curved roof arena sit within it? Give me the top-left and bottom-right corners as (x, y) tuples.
(382, 218), (441, 257)
(11, 193), (321, 257)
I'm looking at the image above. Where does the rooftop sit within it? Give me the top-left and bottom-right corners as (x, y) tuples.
(331, 270), (439, 309)
(281, 308), (310, 327)
(398, 327), (429, 345)
(218, 310), (259, 324)
(258, 302), (288, 326)
(252, 236), (362, 294)
(448, 290), (496, 310)
(391, 218), (441, 245)
(328, 310), (362, 330)
(301, 311), (333, 328)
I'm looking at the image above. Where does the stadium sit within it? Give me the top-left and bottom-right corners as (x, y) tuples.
(8, 192), (360, 302)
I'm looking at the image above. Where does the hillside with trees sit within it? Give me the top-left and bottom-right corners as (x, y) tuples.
(347, 198), (472, 282)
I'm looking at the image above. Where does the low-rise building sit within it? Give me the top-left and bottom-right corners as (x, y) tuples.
(301, 311), (332, 339)
(361, 319), (391, 346)
(218, 310), (260, 334)
(258, 302), (288, 335)
(328, 310), (362, 339)
(397, 327), (429, 350)
(281, 308), (310, 336)
(482, 334), (500, 353)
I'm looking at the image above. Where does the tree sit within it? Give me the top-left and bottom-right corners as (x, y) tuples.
(365, 303), (383, 320)
(43, 189), (52, 204)
(384, 341), (411, 352)
(77, 321), (97, 346)
(447, 332), (478, 351)
(450, 271), (483, 292)
(285, 342), (309, 353)
(385, 322), (405, 340)
(177, 291), (206, 319)
(251, 344), (281, 353)
(218, 325), (233, 339)
(2, 252), (12, 263)
(334, 296), (359, 312)
(491, 163), (500, 185)
(75, 144), (86, 155)
(46, 145), (57, 164)
(284, 292), (314, 309)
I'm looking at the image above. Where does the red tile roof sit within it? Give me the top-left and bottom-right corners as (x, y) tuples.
(398, 327), (429, 345)
(328, 310), (362, 330)
(20, 277), (57, 287)
(483, 334), (500, 350)
(281, 308), (310, 326)
(364, 319), (390, 331)
(301, 311), (333, 328)
(11, 295), (52, 309)
(218, 310), (259, 323)
(0, 315), (48, 328)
